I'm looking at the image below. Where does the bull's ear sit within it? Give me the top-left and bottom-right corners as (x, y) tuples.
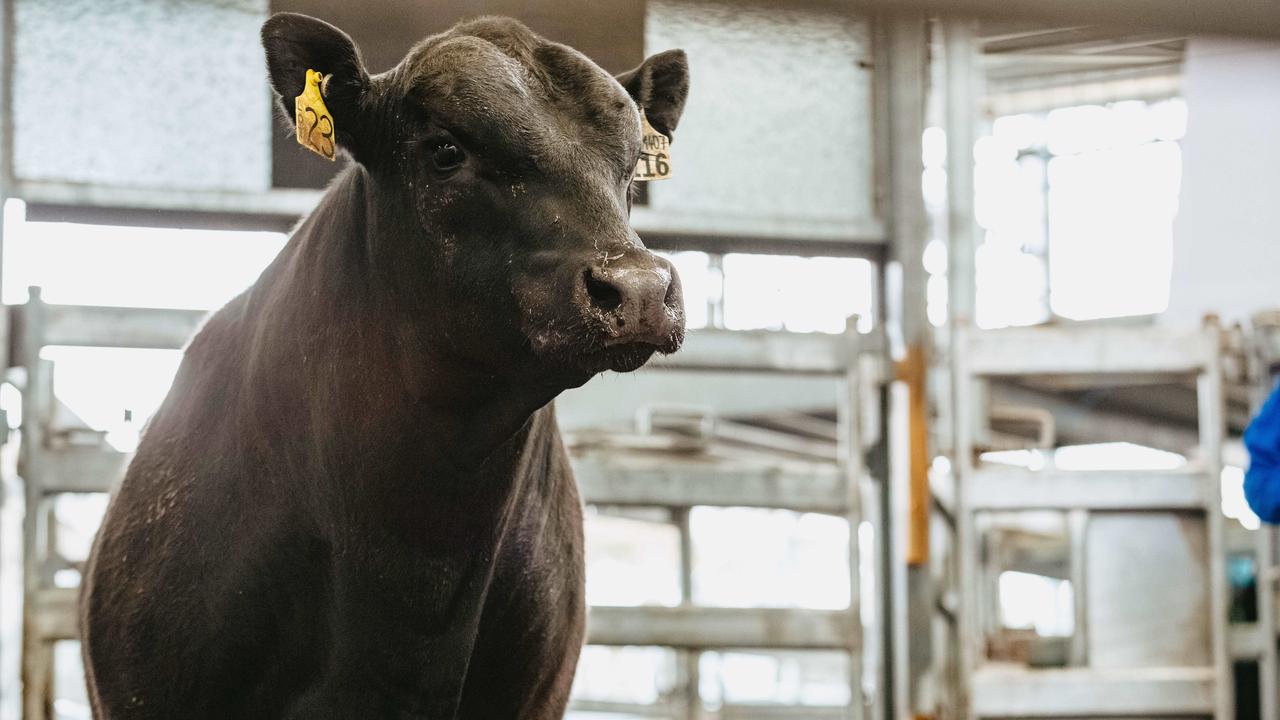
(616, 49), (689, 140)
(262, 13), (371, 158)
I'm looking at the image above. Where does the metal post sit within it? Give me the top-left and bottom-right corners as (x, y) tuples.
(943, 18), (979, 331)
(17, 290), (49, 720)
(1260, 519), (1279, 720)
(1252, 311), (1280, 720)
(842, 317), (867, 720)
(952, 324), (978, 720)
(0, 0), (13, 194)
(876, 11), (930, 719)
(674, 507), (700, 720)
(0, 0), (14, 713)
(1066, 509), (1089, 667)
(706, 254), (725, 330)
(941, 31), (981, 715)
(1199, 319), (1234, 720)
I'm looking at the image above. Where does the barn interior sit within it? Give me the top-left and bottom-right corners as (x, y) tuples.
(0, 0), (1278, 719)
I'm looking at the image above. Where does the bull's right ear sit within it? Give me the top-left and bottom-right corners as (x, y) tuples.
(261, 13), (371, 159)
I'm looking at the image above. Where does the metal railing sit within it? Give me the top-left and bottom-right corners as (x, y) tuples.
(10, 296), (883, 720)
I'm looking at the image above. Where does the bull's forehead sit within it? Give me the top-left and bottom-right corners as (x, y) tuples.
(401, 24), (641, 177)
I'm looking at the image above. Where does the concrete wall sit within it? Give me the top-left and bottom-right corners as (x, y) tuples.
(1166, 37), (1280, 327)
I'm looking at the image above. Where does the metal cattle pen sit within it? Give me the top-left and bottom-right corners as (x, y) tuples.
(10, 299), (885, 720)
(572, 322), (882, 718)
(952, 320), (1233, 719)
(0, 3), (928, 717)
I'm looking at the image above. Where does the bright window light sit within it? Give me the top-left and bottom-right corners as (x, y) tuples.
(998, 571), (1074, 637)
(569, 645), (676, 706)
(975, 98), (1185, 326)
(1222, 465), (1261, 530)
(1053, 442), (1185, 471)
(655, 250), (714, 329)
(3, 218), (285, 309)
(722, 254), (873, 334)
(690, 508), (850, 610)
(699, 650), (850, 707)
(584, 514), (681, 608)
(42, 346), (183, 453)
(1048, 140), (1179, 319)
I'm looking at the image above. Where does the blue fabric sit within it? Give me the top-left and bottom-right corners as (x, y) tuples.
(1246, 382), (1280, 523)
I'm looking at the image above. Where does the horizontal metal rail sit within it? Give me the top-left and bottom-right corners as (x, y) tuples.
(1232, 623), (1266, 660)
(16, 297), (873, 720)
(40, 443), (852, 513)
(36, 593), (860, 654)
(30, 588), (77, 641)
(970, 666), (1216, 717)
(41, 304), (207, 349)
(963, 324), (1215, 377)
(648, 328), (868, 375)
(42, 445), (127, 494)
(16, 180), (889, 252)
(17, 303), (879, 375)
(574, 453), (847, 514)
(965, 468), (1213, 511)
(587, 606), (851, 650)
(569, 699), (847, 719)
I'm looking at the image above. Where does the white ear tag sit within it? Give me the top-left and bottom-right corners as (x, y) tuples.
(632, 111), (672, 181)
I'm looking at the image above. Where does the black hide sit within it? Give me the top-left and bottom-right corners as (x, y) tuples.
(80, 13), (689, 719)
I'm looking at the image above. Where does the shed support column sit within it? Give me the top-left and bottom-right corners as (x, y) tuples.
(877, 10), (930, 720)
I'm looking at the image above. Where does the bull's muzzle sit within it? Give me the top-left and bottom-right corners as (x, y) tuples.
(581, 254), (683, 348)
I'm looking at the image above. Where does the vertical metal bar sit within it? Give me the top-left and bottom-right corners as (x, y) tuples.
(842, 317), (866, 720)
(706, 254), (725, 331)
(1254, 326), (1280, 720)
(943, 18), (978, 331)
(1199, 319), (1233, 720)
(674, 507), (700, 720)
(1246, 320), (1280, 720)
(18, 290), (48, 720)
(0, 0), (13, 712)
(887, 369), (911, 720)
(877, 12), (929, 719)
(885, 17), (929, 354)
(941, 38), (982, 698)
(1066, 508), (1089, 667)
(1259, 518), (1279, 720)
(0, 0), (14, 192)
(952, 324), (977, 720)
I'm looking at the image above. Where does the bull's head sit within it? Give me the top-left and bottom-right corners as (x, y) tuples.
(262, 14), (689, 388)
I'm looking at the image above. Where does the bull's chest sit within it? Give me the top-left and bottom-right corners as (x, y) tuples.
(318, 493), (584, 717)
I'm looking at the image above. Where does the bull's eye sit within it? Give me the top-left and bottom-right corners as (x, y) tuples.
(431, 143), (465, 172)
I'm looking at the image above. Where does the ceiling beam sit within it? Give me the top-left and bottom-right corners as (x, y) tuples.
(872, 0), (1280, 40)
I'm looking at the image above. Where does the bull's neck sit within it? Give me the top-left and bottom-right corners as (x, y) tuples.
(247, 165), (561, 476)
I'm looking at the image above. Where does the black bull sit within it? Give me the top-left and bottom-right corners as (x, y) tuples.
(80, 13), (689, 719)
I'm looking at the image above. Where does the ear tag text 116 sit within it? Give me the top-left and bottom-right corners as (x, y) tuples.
(633, 111), (672, 181)
(295, 69), (336, 161)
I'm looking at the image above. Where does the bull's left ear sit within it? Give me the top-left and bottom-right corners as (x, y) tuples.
(616, 50), (690, 140)
(262, 12), (371, 159)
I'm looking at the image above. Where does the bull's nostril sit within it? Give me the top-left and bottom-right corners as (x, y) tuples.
(584, 269), (623, 312)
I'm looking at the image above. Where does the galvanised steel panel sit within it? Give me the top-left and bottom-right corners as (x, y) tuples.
(13, 0), (271, 192)
(644, 0), (877, 233)
(1086, 511), (1212, 668)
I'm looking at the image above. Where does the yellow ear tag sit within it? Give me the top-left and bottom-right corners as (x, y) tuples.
(633, 111), (672, 181)
(295, 69), (336, 161)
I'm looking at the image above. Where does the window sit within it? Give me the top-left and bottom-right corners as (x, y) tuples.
(972, 98), (1187, 327)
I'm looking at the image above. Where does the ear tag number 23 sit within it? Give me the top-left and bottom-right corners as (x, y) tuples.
(296, 69), (336, 161)
(633, 111), (672, 181)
